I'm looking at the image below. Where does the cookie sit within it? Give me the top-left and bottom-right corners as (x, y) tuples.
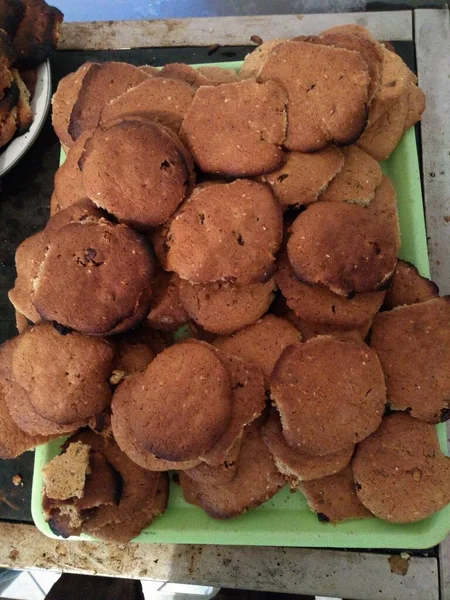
(196, 66), (238, 84)
(139, 65), (160, 76)
(0, 105), (17, 148)
(178, 277), (276, 335)
(275, 253), (385, 329)
(12, 68), (33, 135)
(260, 146), (344, 209)
(262, 408), (354, 484)
(12, 322), (114, 424)
(51, 130), (92, 214)
(118, 342), (232, 461)
(184, 460), (238, 487)
(100, 77), (195, 133)
(74, 451), (119, 511)
(110, 339), (154, 386)
(32, 219), (155, 335)
(43, 441), (91, 500)
(404, 81), (426, 131)
(319, 145), (382, 206)
(180, 79), (287, 176)
(271, 336), (386, 455)
(370, 297), (450, 423)
(214, 314), (301, 381)
(257, 41), (370, 151)
(299, 465), (371, 523)
(165, 180), (282, 284)
(146, 269), (188, 332)
(353, 413), (450, 523)
(0, 380), (53, 459)
(52, 63), (96, 149)
(159, 63), (237, 88)
(290, 315), (370, 343)
(180, 422), (285, 519)
(239, 40), (284, 79)
(68, 62), (149, 141)
(82, 119), (194, 229)
(45, 199), (106, 233)
(384, 260), (439, 310)
(287, 198), (398, 297)
(0, 0), (25, 36)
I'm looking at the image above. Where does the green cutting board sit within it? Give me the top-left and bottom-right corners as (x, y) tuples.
(31, 62), (450, 549)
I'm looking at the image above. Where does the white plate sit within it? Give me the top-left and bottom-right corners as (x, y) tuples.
(0, 60), (52, 177)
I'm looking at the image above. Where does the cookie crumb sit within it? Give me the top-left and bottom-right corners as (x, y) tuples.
(12, 474), (23, 486)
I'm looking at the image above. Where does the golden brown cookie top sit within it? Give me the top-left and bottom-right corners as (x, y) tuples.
(287, 200), (398, 297)
(370, 297), (450, 423)
(261, 146), (344, 209)
(275, 252), (385, 329)
(271, 336), (386, 455)
(180, 79), (287, 177)
(32, 219), (155, 335)
(119, 342), (233, 461)
(101, 77), (195, 133)
(352, 413), (450, 523)
(262, 408), (354, 483)
(166, 180), (282, 284)
(12, 322), (114, 424)
(258, 41), (370, 151)
(214, 314), (301, 380)
(82, 119), (193, 230)
(384, 259), (438, 310)
(178, 277), (276, 335)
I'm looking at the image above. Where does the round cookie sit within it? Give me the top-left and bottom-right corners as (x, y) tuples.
(319, 145), (383, 207)
(353, 413), (450, 523)
(180, 422), (286, 519)
(44, 199), (106, 234)
(51, 130), (92, 214)
(180, 79), (287, 177)
(214, 314), (301, 381)
(146, 269), (188, 332)
(32, 219), (155, 335)
(178, 277), (276, 335)
(287, 201), (398, 297)
(384, 259), (439, 310)
(159, 63), (237, 88)
(118, 342), (232, 461)
(82, 119), (194, 230)
(299, 465), (371, 523)
(370, 297), (450, 423)
(271, 336), (386, 455)
(239, 40), (285, 79)
(166, 180), (282, 284)
(184, 459), (238, 487)
(257, 41), (370, 152)
(12, 323), (114, 424)
(260, 146), (344, 209)
(262, 409), (354, 484)
(68, 62), (149, 141)
(100, 77), (195, 133)
(275, 252), (385, 329)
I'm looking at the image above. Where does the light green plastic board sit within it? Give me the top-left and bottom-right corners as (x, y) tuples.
(32, 62), (449, 549)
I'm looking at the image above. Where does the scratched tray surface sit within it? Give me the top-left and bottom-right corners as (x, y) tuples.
(32, 61), (450, 548)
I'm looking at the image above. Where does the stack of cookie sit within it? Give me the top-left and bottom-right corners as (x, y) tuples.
(0, 0), (63, 150)
(1, 23), (449, 542)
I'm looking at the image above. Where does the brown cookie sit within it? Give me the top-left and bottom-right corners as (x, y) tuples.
(404, 81), (426, 131)
(118, 342), (232, 461)
(82, 119), (193, 230)
(0, 105), (17, 148)
(275, 253), (385, 329)
(178, 277), (276, 335)
(271, 336), (386, 455)
(12, 322), (114, 424)
(353, 413), (450, 523)
(51, 130), (92, 213)
(146, 269), (188, 332)
(43, 441), (91, 500)
(258, 41), (370, 151)
(45, 199), (106, 233)
(68, 62), (149, 141)
(184, 460), (238, 487)
(260, 146), (344, 209)
(159, 63), (237, 88)
(290, 316), (370, 343)
(384, 260), (439, 310)
(370, 297), (450, 423)
(12, 0), (63, 68)
(100, 77), (195, 133)
(239, 40), (285, 79)
(0, 0), (25, 36)
(139, 65), (160, 76)
(12, 68), (33, 135)
(180, 79), (287, 177)
(196, 66), (238, 84)
(299, 465), (371, 523)
(180, 422), (285, 519)
(262, 408), (354, 484)
(52, 63), (96, 149)
(110, 339), (154, 386)
(32, 219), (155, 335)
(319, 145), (382, 206)
(165, 180), (282, 284)
(214, 314), (301, 381)
(287, 195), (398, 297)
